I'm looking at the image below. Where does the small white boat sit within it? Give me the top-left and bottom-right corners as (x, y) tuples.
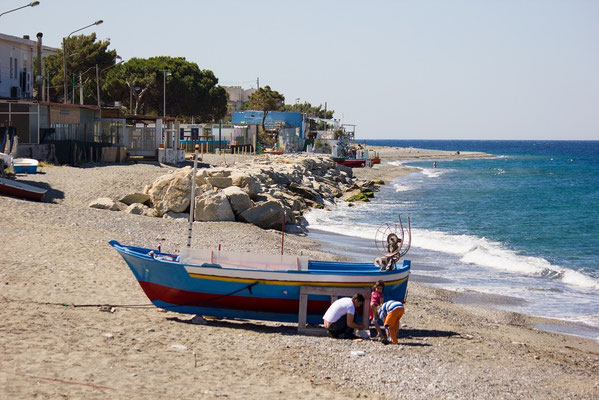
(12, 158), (39, 174)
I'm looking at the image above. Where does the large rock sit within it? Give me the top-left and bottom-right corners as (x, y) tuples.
(222, 186), (252, 215)
(149, 171), (192, 216)
(288, 182), (324, 204)
(205, 176), (232, 189)
(230, 173), (261, 198)
(125, 203), (148, 215)
(89, 197), (121, 211)
(119, 193), (150, 206)
(239, 201), (292, 230)
(194, 190), (235, 222)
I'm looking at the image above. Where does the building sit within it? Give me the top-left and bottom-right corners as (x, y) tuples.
(223, 86), (256, 115)
(0, 32), (57, 100)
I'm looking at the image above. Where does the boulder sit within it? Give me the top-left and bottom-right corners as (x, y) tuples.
(125, 203), (148, 215)
(239, 201), (292, 230)
(288, 182), (324, 204)
(205, 176), (233, 189)
(89, 197), (121, 211)
(194, 190), (235, 222)
(119, 192), (150, 206)
(230, 173), (261, 198)
(222, 186), (252, 215)
(149, 171), (192, 216)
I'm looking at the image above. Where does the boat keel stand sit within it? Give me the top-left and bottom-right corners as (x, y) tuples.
(297, 286), (371, 336)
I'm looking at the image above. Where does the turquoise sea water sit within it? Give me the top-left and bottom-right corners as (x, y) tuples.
(305, 140), (599, 339)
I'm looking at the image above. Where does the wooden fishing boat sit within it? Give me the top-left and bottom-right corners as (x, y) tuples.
(0, 177), (47, 201)
(110, 240), (411, 324)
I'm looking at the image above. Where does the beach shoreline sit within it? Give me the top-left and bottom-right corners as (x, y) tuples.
(1, 149), (597, 399)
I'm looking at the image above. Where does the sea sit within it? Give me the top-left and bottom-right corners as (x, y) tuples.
(304, 140), (599, 340)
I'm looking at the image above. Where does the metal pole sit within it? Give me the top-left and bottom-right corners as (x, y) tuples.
(218, 120), (222, 151)
(187, 144), (199, 248)
(281, 209), (285, 255)
(79, 72), (83, 105)
(96, 64), (100, 108)
(62, 38), (67, 103)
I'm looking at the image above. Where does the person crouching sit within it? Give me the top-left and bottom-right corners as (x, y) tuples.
(323, 293), (366, 339)
(373, 300), (405, 344)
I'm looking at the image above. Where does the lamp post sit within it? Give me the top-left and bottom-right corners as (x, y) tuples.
(161, 69), (171, 117)
(63, 19), (103, 103)
(0, 1), (39, 18)
(96, 55), (123, 108)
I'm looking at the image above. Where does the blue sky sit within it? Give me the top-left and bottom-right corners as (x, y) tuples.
(2, 0), (598, 140)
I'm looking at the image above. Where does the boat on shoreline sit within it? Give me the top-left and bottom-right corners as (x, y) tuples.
(110, 240), (410, 324)
(0, 177), (47, 201)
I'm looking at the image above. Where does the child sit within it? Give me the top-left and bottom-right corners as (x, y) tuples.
(373, 300), (405, 345)
(370, 280), (385, 339)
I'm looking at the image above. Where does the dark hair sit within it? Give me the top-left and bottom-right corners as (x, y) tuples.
(353, 293), (365, 303)
(372, 280), (385, 290)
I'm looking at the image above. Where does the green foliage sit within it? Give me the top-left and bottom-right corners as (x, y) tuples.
(284, 102), (334, 119)
(372, 179), (385, 185)
(102, 56), (227, 121)
(246, 86), (285, 132)
(44, 33), (117, 103)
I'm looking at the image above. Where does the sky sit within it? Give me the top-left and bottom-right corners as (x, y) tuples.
(2, 0), (598, 140)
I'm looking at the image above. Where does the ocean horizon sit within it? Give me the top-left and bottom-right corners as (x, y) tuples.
(305, 139), (599, 340)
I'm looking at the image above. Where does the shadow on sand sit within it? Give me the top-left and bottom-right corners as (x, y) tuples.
(166, 316), (299, 336)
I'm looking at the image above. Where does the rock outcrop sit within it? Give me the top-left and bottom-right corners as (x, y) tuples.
(94, 154), (379, 232)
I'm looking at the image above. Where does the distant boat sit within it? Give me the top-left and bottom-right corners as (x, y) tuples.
(12, 158), (39, 174)
(332, 148), (380, 168)
(0, 177), (47, 201)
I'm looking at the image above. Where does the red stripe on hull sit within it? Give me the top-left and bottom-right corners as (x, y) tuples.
(139, 281), (330, 315)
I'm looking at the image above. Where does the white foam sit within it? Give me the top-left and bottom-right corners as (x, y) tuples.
(305, 209), (599, 291)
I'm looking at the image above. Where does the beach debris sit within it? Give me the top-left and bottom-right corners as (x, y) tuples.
(350, 351), (366, 357)
(99, 305), (115, 313)
(103, 333), (114, 339)
(169, 344), (188, 351)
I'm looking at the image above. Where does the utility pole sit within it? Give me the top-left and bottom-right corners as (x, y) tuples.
(256, 77), (259, 90)
(79, 72), (83, 105)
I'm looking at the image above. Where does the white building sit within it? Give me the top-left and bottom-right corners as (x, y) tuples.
(0, 32), (57, 99)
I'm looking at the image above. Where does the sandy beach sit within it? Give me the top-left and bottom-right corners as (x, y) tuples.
(1, 149), (597, 399)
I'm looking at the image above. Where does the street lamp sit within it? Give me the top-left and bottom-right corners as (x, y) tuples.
(0, 1), (39, 18)
(63, 19), (103, 103)
(96, 55), (123, 107)
(161, 69), (171, 117)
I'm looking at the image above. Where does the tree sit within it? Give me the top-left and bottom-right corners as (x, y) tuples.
(245, 85), (285, 132)
(284, 101), (334, 119)
(102, 56), (227, 121)
(44, 33), (117, 103)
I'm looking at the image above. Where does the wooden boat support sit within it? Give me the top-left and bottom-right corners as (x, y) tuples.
(297, 286), (371, 335)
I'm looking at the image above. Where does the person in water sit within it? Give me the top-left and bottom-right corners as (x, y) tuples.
(323, 293), (366, 339)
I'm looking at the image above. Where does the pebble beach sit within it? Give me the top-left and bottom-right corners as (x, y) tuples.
(1, 148), (598, 399)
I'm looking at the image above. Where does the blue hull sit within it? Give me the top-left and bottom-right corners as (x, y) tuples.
(110, 241), (411, 324)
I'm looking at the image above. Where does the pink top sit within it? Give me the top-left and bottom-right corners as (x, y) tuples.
(369, 291), (383, 320)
